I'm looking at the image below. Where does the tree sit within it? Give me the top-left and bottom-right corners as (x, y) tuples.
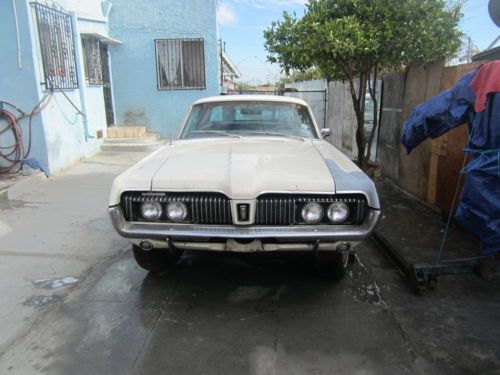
(282, 68), (324, 83)
(264, 0), (462, 168)
(234, 82), (254, 90)
(276, 68), (324, 90)
(447, 35), (481, 65)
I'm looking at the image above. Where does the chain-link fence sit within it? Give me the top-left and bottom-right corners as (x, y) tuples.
(232, 89), (328, 128)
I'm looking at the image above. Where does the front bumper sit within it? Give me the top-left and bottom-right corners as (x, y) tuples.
(108, 205), (380, 242)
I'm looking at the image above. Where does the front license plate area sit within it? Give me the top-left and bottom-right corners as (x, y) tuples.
(226, 239), (263, 252)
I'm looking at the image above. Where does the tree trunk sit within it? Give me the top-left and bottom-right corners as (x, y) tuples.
(365, 66), (379, 164)
(348, 73), (367, 168)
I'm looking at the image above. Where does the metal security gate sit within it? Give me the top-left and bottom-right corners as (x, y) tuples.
(232, 89), (328, 128)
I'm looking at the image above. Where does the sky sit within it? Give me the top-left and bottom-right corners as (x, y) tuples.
(217, 0), (500, 85)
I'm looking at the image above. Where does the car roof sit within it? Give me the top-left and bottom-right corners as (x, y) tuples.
(193, 95), (309, 106)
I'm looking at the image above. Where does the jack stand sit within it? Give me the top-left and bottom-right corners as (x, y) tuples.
(370, 231), (485, 295)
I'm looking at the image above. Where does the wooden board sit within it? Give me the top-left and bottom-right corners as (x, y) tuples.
(429, 61), (483, 214)
(398, 60), (444, 200)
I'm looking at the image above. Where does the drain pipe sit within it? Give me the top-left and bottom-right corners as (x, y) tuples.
(70, 11), (93, 141)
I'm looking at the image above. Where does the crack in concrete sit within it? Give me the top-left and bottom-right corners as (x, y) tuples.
(128, 273), (182, 373)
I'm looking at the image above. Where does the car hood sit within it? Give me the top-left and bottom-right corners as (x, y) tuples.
(150, 138), (335, 199)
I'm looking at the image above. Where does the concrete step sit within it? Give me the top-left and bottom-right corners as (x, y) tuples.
(107, 125), (147, 138)
(103, 133), (161, 144)
(100, 139), (167, 152)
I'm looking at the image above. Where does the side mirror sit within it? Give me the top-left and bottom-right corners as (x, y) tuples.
(321, 128), (331, 138)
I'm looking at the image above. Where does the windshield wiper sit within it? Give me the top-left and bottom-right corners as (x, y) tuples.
(245, 132), (305, 141)
(190, 130), (240, 138)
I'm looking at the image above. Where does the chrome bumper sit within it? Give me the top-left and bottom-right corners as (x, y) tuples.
(108, 205), (380, 241)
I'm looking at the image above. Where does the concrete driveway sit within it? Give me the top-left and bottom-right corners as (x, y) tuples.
(0, 151), (498, 375)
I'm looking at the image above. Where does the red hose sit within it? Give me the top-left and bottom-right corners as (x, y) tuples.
(0, 108), (24, 173)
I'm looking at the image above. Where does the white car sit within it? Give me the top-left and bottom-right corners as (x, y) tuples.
(109, 96), (380, 280)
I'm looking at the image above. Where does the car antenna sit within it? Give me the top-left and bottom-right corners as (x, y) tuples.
(170, 127), (173, 145)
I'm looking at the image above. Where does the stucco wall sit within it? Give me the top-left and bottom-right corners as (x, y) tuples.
(0, 0), (48, 169)
(109, 0), (220, 138)
(0, 0), (110, 174)
(37, 0), (109, 172)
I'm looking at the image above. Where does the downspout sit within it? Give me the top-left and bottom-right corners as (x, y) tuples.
(70, 11), (93, 141)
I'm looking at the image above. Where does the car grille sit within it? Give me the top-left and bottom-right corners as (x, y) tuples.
(255, 194), (368, 225)
(120, 191), (233, 224)
(120, 192), (368, 226)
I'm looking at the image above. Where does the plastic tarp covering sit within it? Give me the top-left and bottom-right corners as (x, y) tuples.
(401, 63), (500, 254)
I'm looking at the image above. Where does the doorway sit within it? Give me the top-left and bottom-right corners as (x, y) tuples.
(100, 43), (115, 127)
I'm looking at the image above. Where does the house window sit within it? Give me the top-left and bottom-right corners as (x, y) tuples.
(155, 39), (206, 90)
(33, 3), (78, 89)
(82, 38), (103, 85)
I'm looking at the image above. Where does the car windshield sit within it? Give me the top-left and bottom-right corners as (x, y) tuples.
(180, 101), (318, 139)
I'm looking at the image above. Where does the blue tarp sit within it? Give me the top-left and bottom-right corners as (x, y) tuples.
(401, 67), (500, 254)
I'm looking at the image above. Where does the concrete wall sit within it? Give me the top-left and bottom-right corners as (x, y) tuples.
(109, 0), (220, 138)
(285, 80), (328, 92)
(325, 79), (381, 162)
(325, 80), (357, 159)
(376, 72), (405, 181)
(0, 0), (111, 174)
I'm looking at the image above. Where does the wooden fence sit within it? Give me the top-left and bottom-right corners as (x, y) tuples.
(377, 60), (483, 213)
(322, 60), (484, 213)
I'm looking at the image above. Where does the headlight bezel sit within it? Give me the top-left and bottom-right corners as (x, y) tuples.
(166, 201), (188, 222)
(140, 201), (163, 221)
(327, 202), (350, 223)
(301, 202), (324, 224)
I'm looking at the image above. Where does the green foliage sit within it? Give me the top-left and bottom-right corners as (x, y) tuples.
(277, 68), (324, 89)
(234, 82), (254, 90)
(264, 0), (462, 82)
(264, 0), (463, 166)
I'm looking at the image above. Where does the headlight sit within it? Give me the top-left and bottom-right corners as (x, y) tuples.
(301, 202), (324, 224)
(166, 201), (188, 222)
(140, 201), (163, 221)
(327, 202), (350, 223)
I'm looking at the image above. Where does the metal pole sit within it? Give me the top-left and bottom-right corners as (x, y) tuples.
(467, 36), (471, 63)
(219, 38), (223, 88)
(70, 11), (93, 141)
(323, 89), (327, 128)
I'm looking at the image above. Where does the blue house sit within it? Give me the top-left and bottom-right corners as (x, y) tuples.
(0, 0), (220, 175)
(108, 0), (220, 138)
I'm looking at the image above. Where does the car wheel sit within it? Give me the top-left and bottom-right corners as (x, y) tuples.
(314, 251), (349, 281)
(132, 244), (183, 274)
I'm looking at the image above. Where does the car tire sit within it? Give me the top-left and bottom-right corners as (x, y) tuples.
(314, 251), (349, 281)
(132, 244), (183, 274)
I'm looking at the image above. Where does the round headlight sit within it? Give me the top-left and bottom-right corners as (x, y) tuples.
(327, 202), (350, 223)
(301, 202), (324, 224)
(140, 201), (163, 221)
(166, 201), (188, 222)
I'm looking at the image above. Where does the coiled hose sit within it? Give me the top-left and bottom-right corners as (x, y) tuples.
(0, 93), (52, 174)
